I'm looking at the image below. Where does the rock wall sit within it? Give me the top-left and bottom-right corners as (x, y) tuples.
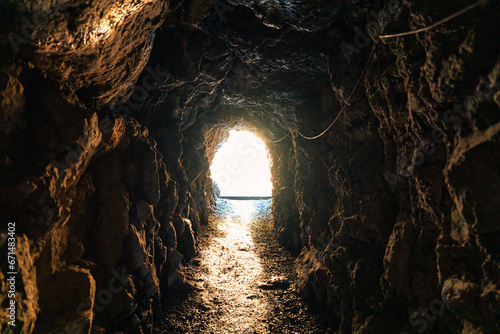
(1, 0), (499, 333)
(0, 2), (199, 333)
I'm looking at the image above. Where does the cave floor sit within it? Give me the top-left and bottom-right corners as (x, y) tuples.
(160, 199), (329, 334)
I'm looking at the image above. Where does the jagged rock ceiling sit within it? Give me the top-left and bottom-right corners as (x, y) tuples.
(1, 0), (499, 333)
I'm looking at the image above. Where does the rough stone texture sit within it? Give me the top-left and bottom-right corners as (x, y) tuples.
(1, 0), (167, 109)
(1, 0), (499, 333)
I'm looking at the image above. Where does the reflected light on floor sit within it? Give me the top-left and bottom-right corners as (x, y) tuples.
(197, 199), (270, 332)
(227, 200), (262, 223)
(210, 130), (272, 197)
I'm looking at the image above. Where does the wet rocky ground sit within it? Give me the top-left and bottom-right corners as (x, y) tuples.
(160, 199), (330, 334)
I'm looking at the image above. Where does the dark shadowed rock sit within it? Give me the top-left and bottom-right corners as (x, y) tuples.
(0, 0), (499, 332)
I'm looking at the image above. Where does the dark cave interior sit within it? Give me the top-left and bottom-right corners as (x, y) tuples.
(0, 0), (499, 333)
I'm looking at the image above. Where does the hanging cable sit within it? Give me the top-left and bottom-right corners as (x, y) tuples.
(380, 0), (488, 39)
(296, 40), (380, 140)
(295, 0), (488, 140)
(263, 131), (291, 143)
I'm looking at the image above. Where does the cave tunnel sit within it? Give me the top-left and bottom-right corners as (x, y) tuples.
(0, 0), (499, 333)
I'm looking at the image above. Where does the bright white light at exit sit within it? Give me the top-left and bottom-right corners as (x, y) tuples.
(210, 131), (272, 197)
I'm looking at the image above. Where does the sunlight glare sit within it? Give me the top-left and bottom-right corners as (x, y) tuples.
(210, 131), (272, 197)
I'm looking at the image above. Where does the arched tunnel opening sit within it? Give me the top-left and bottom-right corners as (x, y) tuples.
(1, 1), (500, 333)
(210, 129), (273, 199)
